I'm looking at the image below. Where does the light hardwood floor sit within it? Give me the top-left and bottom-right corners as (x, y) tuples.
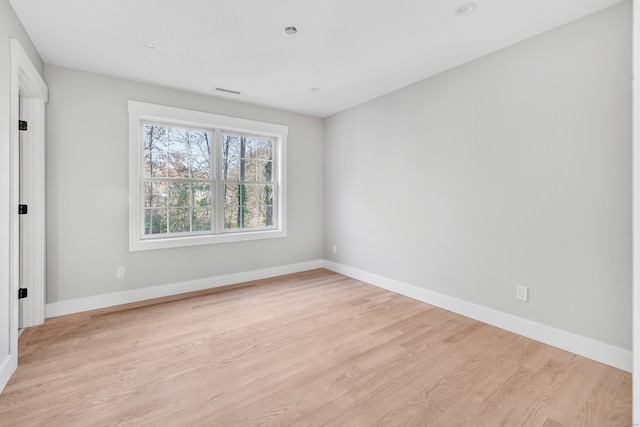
(0, 269), (631, 426)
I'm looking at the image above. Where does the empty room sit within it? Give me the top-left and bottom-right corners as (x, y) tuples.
(0, 0), (636, 425)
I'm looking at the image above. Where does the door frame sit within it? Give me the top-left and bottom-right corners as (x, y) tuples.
(631, 0), (640, 425)
(633, 0), (639, 422)
(8, 38), (47, 372)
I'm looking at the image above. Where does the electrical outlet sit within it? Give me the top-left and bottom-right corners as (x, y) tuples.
(332, 245), (337, 254)
(516, 285), (528, 302)
(116, 267), (125, 279)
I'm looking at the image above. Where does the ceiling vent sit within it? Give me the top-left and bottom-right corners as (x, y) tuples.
(215, 87), (241, 95)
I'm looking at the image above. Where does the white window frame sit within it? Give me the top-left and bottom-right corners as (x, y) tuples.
(128, 100), (287, 251)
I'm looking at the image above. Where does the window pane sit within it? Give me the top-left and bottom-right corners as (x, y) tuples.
(193, 184), (211, 207)
(190, 131), (211, 157)
(224, 184), (249, 229)
(244, 138), (257, 159)
(223, 134), (241, 159)
(168, 208), (191, 233)
(168, 182), (191, 207)
(143, 124), (157, 151)
(224, 205), (240, 229)
(243, 160), (258, 181)
(237, 184), (246, 207)
(223, 157), (240, 181)
(255, 205), (274, 228)
(168, 152), (190, 178)
(149, 151), (167, 178)
(190, 131), (211, 179)
(145, 208), (167, 235)
(243, 206), (259, 228)
(144, 125), (168, 178)
(258, 184), (274, 206)
(144, 127), (214, 180)
(145, 183), (212, 234)
(193, 208), (211, 231)
(246, 206), (270, 228)
(265, 205), (274, 226)
(257, 160), (272, 182)
(224, 184), (239, 207)
(221, 183), (274, 230)
(257, 139), (272, 160)
(144, 181), (169, 207)
(243, 184), (260, 207)
(168, 128), (189, 152)
(257, 205), (270, 227)
(144, 151), (152, 177)
(191, 155), (210, 179)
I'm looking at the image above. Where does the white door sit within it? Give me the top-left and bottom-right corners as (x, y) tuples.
(18, 96), (24, 331)
(17, 96), (34, 332)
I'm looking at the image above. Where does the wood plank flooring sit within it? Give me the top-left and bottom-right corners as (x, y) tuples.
(0, 269), (631, 426)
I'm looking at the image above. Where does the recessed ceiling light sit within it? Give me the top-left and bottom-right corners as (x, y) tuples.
(310, 88), (322, 94)
(456, 2), (476, 16)
(284, 26), (298, 35)
(140, 42), (158, 51)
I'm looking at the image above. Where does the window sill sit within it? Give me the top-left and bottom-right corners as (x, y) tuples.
(129, 228), (287, 252)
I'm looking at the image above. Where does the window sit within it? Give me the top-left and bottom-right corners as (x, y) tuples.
(129, 101), (287, 251)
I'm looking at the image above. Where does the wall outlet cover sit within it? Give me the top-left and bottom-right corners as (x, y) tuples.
(517, 285), (528, 302)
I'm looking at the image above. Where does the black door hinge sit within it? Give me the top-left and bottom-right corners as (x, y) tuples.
(19, 120), (27, 131)
(18, 204), (28, 215)
(18, 288), (27, 299)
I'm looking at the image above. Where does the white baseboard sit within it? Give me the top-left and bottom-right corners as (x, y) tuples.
(0, 355), (14, 395)
(45, 260), (324, 318)
(43, 258), (631, 372)
(323, 261), (632, 372)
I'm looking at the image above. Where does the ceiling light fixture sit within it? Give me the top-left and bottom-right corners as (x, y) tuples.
(284, 26), (298, 35)
(310, 88), (322, 94)
(455, 2), (476, 16)
(140, 41), (158, 51)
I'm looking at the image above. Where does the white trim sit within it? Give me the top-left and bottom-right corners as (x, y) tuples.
(7, 39), (48, 391)
(633, 0), (639, 420)
(323, 261), (632, 372)
(43, 258), (631, 372)
(128, 100), (288, 252)
(0, 355), (13, 393)
(128, 101), (287, 136)
(46, 260), (324, 318)
(11, 40), (48, 102)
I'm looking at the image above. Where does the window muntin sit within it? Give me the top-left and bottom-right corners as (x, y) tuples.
(128, 101), (287, 251)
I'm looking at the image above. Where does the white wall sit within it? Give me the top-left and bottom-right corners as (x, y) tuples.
(44, 65), (323, 304)
(0, 0), (44, 388)
(324, 2), (632, 350)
